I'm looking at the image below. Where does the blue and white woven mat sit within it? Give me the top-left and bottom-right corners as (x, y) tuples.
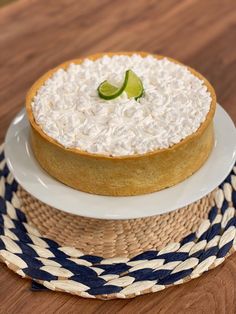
(0, 143), (236, 299)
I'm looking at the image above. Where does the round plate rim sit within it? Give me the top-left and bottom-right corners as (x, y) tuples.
(4, 105), (236, 220)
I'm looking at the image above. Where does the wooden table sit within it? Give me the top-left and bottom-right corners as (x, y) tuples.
(0, 0), (236, 312)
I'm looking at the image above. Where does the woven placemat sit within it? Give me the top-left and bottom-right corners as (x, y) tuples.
(0, 144), (236, 299)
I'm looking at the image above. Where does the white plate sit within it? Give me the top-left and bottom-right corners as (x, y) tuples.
(4, 105), (236, 220)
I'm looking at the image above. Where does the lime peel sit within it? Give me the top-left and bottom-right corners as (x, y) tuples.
(97, 70), (144, 100)
(124, 70), (144, 100)
(97, 80), (125, 100)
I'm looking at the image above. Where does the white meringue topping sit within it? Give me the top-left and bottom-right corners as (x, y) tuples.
(32, 54), (212, 156)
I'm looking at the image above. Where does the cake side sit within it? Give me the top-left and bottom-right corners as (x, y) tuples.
(30, 120), (214, 196)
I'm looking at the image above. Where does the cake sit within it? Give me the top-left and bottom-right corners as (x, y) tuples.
(26, 52), (216, 196)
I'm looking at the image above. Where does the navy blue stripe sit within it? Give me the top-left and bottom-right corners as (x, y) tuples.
(221, 199), (229, 215)
(11, 180), (18, 192)
(42, 238), (59, 248)
(130, 268), (171, 281)
(232, 190), (236, 207)
(47, 247), (68, 259)
(0, 151), (4, 162)
(53, 260), (99, 278)
(8, 228), (33, 243)
(17, 253), (44, 268)
(158, 269), (193, 285)
(5, 184), (13, 201)
(190, 249), (205, 259)
(80, 255), (103, 264)
(224, 174), (232, 184)
(17, 241), (39, 257)
(208, 206), (218, 223)
(0, 216), (27, 233)
(71, 275), (106, 288)
(199, 246), (219, 262)
(180, 232), (196, 245)
(156, 252), (189, 262)
(31, 281), (48, 291)
(130, 251), (158, 261)
(219, 182), (224, 189)
(198, 230), (208, 241)
(99, 263), (130, 275)
(88, 285), (122, 295)
(0, 238), (6, 250)
(205, 223), (221, 242)
(225, 217), (236, 230)
(217, 240), (234, 258)
(2, 164), (9, 178)
(128, 268), (155, 281)
(23, 268), (57, 281)
(15, 208), (27, 223)
(0, 198), (6, 214)
(0, 225), (4, 236)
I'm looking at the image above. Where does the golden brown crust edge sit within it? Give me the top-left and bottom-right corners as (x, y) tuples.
(26, 52), (216, 196)
(30, 122), (214, 196)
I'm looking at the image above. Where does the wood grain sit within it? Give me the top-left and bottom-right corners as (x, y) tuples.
(0, 0), (236, 312)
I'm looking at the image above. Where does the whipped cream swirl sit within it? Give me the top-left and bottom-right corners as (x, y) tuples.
(32, 54), (212, 156)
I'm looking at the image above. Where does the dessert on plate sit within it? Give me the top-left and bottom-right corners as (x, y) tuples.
(26, 52), (216, 196)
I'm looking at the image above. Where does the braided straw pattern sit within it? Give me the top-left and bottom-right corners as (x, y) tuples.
(0, 143), (236, 299)
(17, 187), (214, 258)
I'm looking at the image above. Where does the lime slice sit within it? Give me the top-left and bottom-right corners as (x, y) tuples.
(124, 70), (144, 100)
(97, 81), (125, 100)
(97, 70), (144, 100)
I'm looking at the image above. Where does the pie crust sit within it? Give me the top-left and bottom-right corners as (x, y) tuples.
(26, 52), (216, 196)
